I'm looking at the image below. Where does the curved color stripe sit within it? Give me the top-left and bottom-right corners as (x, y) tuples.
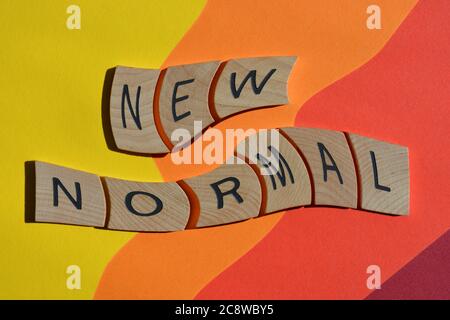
(95, 0), (417, 299)
(0, 0), (207, 299)
(196, 0), (450, 299)
(366, 230), (450, 299)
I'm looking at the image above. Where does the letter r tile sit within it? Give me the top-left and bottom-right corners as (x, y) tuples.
(183, 157), (262, 227)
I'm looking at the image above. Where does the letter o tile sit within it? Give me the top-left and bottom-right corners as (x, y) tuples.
(104, 177), (190, 231)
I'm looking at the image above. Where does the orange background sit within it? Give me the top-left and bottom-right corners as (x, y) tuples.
(94, 0), (439, 299)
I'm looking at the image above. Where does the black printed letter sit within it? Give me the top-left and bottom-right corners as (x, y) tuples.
(52, 177), (82, 210)
(257, 146), (294, 190)
(121, 84), (142, 129)
(370, 151), (391, 192)
(172, 79), (195, 121)
(125, 191), (163, 216)
(317, 142), (343, 184)
(230, 69), (276, 98)
(210, 177), (244, 209)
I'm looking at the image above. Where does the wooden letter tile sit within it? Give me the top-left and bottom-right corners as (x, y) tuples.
(237, 129), (311, 214)
(34, 161), (106, 227)
(281, 127), (358, 208)
(213, 56), (297, 119)
(110, 66), (169, 154)
(159, 61), (220, 146)
(347, 133), (410, 215)
(104, 177), (190, 231)
(183, 157), (262, 227)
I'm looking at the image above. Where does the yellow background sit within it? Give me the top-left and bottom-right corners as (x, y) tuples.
(0, 0), (205, 299)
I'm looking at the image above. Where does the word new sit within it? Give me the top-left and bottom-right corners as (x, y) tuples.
(109, 56), (296, 154)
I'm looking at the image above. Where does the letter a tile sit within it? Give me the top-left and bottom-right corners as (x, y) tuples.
(282, 127), (357, 208)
